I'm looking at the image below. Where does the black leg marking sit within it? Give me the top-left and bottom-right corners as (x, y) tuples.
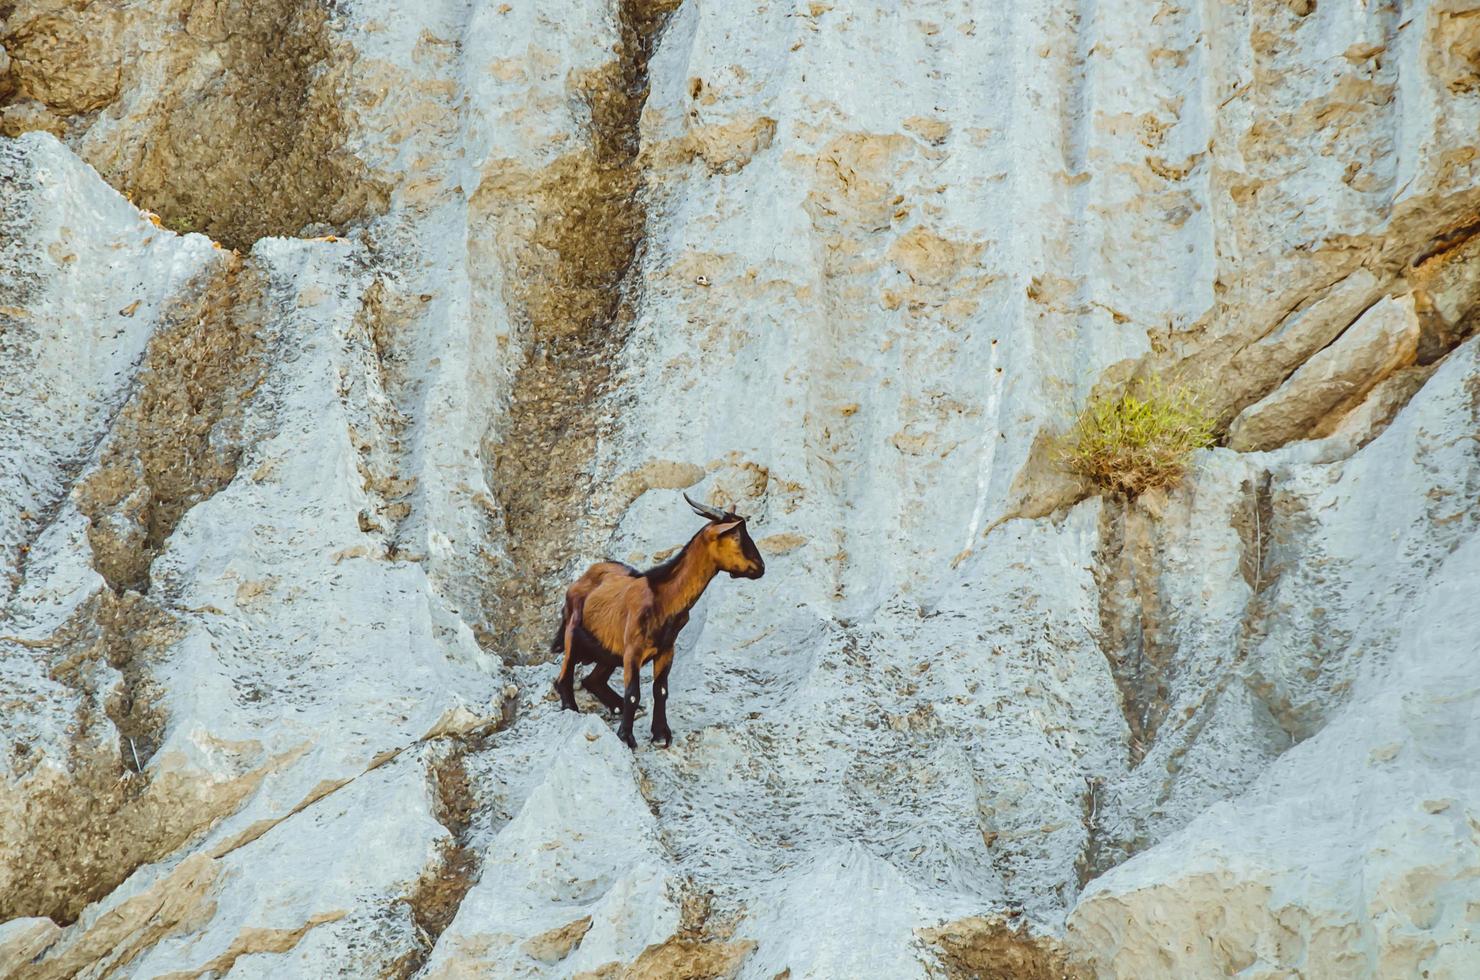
(582, 662), (623, 714)
(617, 677), (640, 750)
(650, 665), (673, 748)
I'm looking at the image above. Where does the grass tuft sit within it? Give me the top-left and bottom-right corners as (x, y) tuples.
(1061, 375), (1215, 496)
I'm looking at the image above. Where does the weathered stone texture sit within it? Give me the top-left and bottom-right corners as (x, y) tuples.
(2, 0), (1478, 976)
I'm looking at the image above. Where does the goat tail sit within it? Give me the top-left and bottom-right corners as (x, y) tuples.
(550, 607), (568, 655)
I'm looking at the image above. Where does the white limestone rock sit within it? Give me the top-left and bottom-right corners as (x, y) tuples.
(0, 918), (61, 976)
(0, 133), (223, 610)
(736, 843), (932, 980)
(1071, 524), (1480, 978)
(424, 716), (680, 979)
(2, 0), (1480, 977)
(1070, 335), (1480, 976)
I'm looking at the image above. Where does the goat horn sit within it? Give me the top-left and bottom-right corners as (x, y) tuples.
(684, 492), (729, 522)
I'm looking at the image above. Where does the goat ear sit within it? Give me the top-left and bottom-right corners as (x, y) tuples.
(713, 519), (743, 536)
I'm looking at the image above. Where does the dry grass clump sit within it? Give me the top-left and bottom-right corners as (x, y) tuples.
(1062, 376), (1215, 496)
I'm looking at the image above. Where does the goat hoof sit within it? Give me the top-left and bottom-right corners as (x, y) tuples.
(651, 728), (672, 748)
(618, 730), (637, 750)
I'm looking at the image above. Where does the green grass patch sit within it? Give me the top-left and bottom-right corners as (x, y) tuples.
(1061, 376), (1215, 496)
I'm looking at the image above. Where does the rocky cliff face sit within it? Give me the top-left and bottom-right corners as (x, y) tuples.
(2, 0), (1478, 977)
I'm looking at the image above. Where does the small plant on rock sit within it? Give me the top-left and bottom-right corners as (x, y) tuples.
(1061, 375), (1215, 496)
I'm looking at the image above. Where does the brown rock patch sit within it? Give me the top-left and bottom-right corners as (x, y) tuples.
(919, 916), (1087, 980)
(521, 915), (593, 964)
(2, 0), (389, 248)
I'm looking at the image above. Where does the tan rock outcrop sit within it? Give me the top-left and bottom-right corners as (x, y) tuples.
(1228, 295), (1423, 451)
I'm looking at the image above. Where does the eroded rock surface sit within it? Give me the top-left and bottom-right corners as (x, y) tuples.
(2, 0), (1478, 977)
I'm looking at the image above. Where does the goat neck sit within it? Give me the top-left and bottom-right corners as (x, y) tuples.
(653, 532), (719, 623)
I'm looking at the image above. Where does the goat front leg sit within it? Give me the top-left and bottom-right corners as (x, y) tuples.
(616, 647), (646, 749)
(650, 649), (674, 748)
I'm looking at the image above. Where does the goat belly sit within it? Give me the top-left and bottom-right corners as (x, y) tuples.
(572, 623), (622, 666)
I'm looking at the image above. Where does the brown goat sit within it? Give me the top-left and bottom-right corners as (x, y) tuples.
(552, 493), (765, 748)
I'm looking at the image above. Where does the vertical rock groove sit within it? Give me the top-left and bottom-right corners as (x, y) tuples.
(75, 256), (264, 769)
(1093, 499), (1175, 767)
(385, 748), (478, 979)
(77, 258), (264, 597)
(481, 0), (682, 664)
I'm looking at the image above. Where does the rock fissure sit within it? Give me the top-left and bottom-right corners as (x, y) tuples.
(918, 916), (1088, 980)
(345, 276), (418, 555)
(78, 257), (264, 596)
(76, 255), (265, 770)
(1410, 215), (1480, 269)
(1072, 775), (1106, 891)
(1233, 471), (1276, 597)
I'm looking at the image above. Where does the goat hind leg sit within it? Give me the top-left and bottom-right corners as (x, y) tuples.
(555, 610), (580, 711)
(581, 660), (624, 715)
